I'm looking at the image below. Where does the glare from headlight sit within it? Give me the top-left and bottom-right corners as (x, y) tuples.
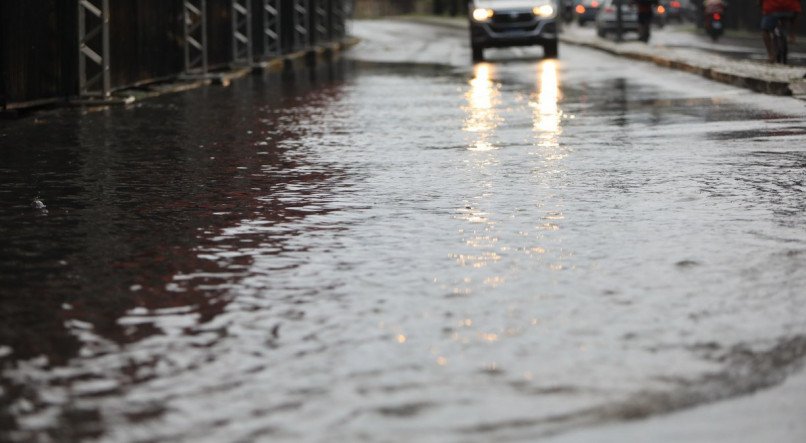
(533, 4), (555, 16)
(472, 8), (494, 21)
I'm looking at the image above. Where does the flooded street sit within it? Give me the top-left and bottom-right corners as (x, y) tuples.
(2, 19), (806, 442)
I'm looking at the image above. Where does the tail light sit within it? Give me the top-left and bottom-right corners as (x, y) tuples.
(713, 13), (721, 21)
(591, 1), (600, 7)
(576, 5), (585, 13)
(604, 6), (615, 13)
(671, 1), (681, 7)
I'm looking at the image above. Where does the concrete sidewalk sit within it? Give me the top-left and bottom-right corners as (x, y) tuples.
(561, 24), (806, 98)
(397, 15), (806, 98)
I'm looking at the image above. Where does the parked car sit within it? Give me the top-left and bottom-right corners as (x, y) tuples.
(595, 0), (639, 37)
(468, 0), (560, 61)
(574, 0), (602, 26)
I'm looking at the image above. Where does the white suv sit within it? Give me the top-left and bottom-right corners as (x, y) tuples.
(468, 0), (560, 61)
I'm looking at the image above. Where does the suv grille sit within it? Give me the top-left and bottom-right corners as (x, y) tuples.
(491, 12), (534, 24)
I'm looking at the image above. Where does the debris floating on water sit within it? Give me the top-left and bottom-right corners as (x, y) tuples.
(31, 197), (48, 214)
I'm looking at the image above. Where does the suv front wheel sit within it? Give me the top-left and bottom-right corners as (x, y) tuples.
(472, 44), (484, 62)
(543, 40), (558, 58)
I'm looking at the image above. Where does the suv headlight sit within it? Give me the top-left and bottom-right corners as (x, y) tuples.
(533, 4), (555, 17)
(472, 8), (494, 21)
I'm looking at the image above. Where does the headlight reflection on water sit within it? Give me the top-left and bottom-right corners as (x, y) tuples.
(534, 60), (561, 139)
(532, 60), (565, 154)
(464, 63), (502, 152)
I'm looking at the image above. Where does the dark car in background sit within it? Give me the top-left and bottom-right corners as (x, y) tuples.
(662, 0), (685, 22)
(574, 0), (602, 26)
(654, 2), (668, 27)
(468, 0), (560, 61)
(595, 0), (639, 37)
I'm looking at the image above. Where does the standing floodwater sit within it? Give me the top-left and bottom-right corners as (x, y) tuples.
(2, 21), (806, 442)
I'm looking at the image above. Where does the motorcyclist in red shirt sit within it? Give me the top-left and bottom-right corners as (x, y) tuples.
(759, 0), (802, 62)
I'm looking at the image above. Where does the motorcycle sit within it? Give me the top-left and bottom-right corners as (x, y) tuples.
(704, 1), (725, 42)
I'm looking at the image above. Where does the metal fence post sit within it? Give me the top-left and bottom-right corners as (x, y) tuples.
(330, 0), (346, 40)
(232, 0), (253, 65)
(78, 0), (110, 98)
(262, 0), (282, 57)
(293, 0), (311, 50)
(184, 0), (208, 75)
(313, 0), (328, 43)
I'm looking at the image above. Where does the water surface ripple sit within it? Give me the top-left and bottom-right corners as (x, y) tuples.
(1, 50), (806, 442)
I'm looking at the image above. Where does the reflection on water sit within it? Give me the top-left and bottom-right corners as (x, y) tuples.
(531, 59), (571, 198)
(464, 63), (502, 152)
(456, 63), (506, 285)
(0, 62), (354, 440)
(533, 60), (562, 146)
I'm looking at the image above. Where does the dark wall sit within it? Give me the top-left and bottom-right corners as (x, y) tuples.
(207, 0), (235, 68)
(108, 0), (233, 87)
(280, 0), (297, 53)
(109, 0), (186, 88)
(1, 0), (349, 110)
(0, 0), (76, 108)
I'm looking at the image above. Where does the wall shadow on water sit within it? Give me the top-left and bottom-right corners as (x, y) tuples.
(0, 58), (354, 439)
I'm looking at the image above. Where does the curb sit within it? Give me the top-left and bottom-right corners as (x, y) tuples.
(558, 35), (799, 97)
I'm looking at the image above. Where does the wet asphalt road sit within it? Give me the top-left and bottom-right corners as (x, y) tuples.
(2, 19), (806, 443)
